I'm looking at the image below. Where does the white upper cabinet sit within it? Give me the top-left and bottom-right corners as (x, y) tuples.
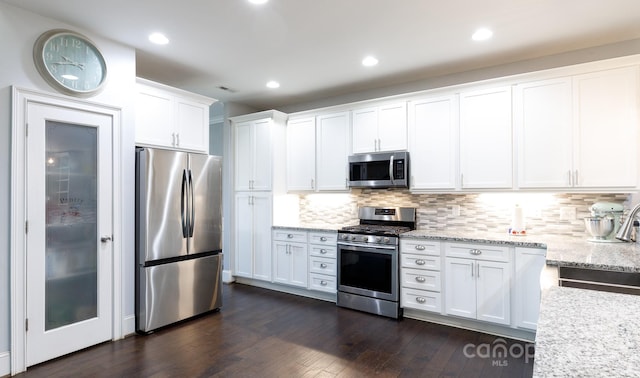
(515, 66), (639, 189)
(234, 118), (273, 191)
(459, 86), (513, 189)
(352, 102), (407, 153)
(135, 78), (214, 153)
(317, 112), (350, 191)
(515, 78), (573, 188)
(573, 66), (638, 188)
(408, 95), (458, 190)
(286, 117), (316, 191)
(285, 111), (350, 192)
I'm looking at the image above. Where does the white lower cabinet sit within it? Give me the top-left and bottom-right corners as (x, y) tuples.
(444, 243), (511, 326)
(400, 239), (442, 313)
(514, 247), (546, 330)
(272, 230), (308, 288)
(308, 231), (338, 293)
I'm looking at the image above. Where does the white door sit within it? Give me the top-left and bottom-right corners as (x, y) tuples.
(352, 107), (378, 153)
(25, 102), (113, 366)
(252, 193), (273, 281)
(377, 102), (407, 152)
(234, 193), (253, 278)
(316, 112), (350, 191)
(476, 261), (511, 325)
(459, 86), (513, 189)
(408, 96), (458, 190)
(286, 117), (316, 191)
(444, 257), (476, 319)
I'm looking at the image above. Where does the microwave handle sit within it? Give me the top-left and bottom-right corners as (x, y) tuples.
(389, 155), (395, 184)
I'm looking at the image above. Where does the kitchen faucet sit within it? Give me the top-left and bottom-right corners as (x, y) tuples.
(615, 202), (640, 242)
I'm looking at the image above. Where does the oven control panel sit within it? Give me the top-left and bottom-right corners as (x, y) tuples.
(338, 233), (398, 245)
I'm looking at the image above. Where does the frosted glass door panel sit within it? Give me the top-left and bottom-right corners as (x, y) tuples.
(45, 121), (98, 330)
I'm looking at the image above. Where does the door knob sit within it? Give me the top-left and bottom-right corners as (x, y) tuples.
(101, 236), (112, 243)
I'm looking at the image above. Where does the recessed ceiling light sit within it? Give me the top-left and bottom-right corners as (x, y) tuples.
(249, 0), (268, 4)
(362, 56), (379, 67)
(472, 28), (493, 41)
(149, 32), (169, 45)
(266, 80), (280, 89)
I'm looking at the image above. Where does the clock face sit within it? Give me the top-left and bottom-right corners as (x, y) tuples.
(34, 29), (107, 97)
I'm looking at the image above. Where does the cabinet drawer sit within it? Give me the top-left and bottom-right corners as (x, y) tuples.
(309, 256), (336, 276)
(309, 273), (336, 293)
(273, 229), (307, 243)
(309, 232), (337, 245)
(445, 243), (510, 262)
(401, 268), (441, 291)
(401, 253), (440, 270)
(309, 245), (337, 258)
(400, 239), (441, 256)
(401, 289), (442, 313)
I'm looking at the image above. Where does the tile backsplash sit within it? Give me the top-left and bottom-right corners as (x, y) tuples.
(298, 190), (633, 238)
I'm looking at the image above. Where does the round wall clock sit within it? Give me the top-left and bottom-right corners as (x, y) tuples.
(33, 29), (107, 97)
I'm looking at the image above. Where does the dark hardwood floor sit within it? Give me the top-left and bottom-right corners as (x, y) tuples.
(17, 284), (534, 377)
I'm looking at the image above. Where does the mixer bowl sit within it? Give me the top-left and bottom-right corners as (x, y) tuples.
(584, 217), (615, 239)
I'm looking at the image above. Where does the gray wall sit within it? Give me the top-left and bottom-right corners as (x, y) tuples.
(0, 2), (137, 362)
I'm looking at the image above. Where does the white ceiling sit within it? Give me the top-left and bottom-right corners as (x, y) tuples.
(5, 0), (640, 110)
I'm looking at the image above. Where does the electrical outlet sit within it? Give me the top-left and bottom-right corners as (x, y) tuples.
(559, 207), (576, 221)
(451, 205), (461, 217)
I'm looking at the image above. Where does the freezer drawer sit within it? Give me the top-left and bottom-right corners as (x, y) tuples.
(136, 253), (222, 333)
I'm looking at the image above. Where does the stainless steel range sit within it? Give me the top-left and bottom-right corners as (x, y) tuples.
(337, 206), (416, 319)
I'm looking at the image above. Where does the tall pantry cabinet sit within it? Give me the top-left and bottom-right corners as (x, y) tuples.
(230, 110), (287, 282)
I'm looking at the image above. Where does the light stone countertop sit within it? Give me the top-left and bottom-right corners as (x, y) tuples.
(532, 286), (640, 378)
(272, 223), (346, 233)
(401, 230), (640, 272)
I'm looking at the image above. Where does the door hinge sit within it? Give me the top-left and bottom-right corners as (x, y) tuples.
(25, 318), (28, 332)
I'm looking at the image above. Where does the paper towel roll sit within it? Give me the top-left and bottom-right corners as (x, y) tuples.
(512, 204), (525, 232)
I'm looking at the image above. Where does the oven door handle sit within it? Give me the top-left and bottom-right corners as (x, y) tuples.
(337, 241), (397, 250)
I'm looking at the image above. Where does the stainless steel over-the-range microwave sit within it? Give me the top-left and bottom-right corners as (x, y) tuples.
(348, 151), (409, 189)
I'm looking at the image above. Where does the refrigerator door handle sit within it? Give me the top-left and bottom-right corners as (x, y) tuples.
(181, 169), (188, 238)
(188, 169), (195, 237)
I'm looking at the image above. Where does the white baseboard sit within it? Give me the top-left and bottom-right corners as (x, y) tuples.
(123, 314), (136, 337)
(0, 351), (10, 377)
(222, 269), (235, 284)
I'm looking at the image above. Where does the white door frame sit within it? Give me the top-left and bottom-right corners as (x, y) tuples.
(10, 87), (124, 375)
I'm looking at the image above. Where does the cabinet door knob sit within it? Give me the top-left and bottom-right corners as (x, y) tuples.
(320, 280), (327, 286)
(415, 259), (426, 266)
(100, 235), (112, 243)
(320, 263), (328, 269)
(320, 249), (327, 254)
(415, 245), (426, 251)
(287, 234), (294, 238)
(415, 276), (426, 283)
(320, 236), (327, 241)
(416, 297), (426, 304)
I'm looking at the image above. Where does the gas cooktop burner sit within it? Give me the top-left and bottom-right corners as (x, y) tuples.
(340, 225), (411, 236)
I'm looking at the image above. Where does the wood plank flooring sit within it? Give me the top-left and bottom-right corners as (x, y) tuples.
(17, 283), (534, 377)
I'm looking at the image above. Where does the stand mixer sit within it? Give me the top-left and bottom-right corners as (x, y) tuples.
(584, 202), (624, 242)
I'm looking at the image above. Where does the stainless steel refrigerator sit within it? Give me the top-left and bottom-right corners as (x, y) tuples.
(135, 147), (223, 333)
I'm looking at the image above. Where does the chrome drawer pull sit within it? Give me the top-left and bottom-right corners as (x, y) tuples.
(320, 249), (327, 254)
(415, 259), (426, 266)
(320, 236), (327, 241)
(469, 249), (482, 255)
(415, 245), (426, 251)
(320, 280), (327, 286)
(320, 263), (328, 269)
(415, 276), (426, 283)
(416, 297), (426, 304)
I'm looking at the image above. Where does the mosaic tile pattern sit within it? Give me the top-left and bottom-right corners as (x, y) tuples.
(298, 190), (631, 238)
